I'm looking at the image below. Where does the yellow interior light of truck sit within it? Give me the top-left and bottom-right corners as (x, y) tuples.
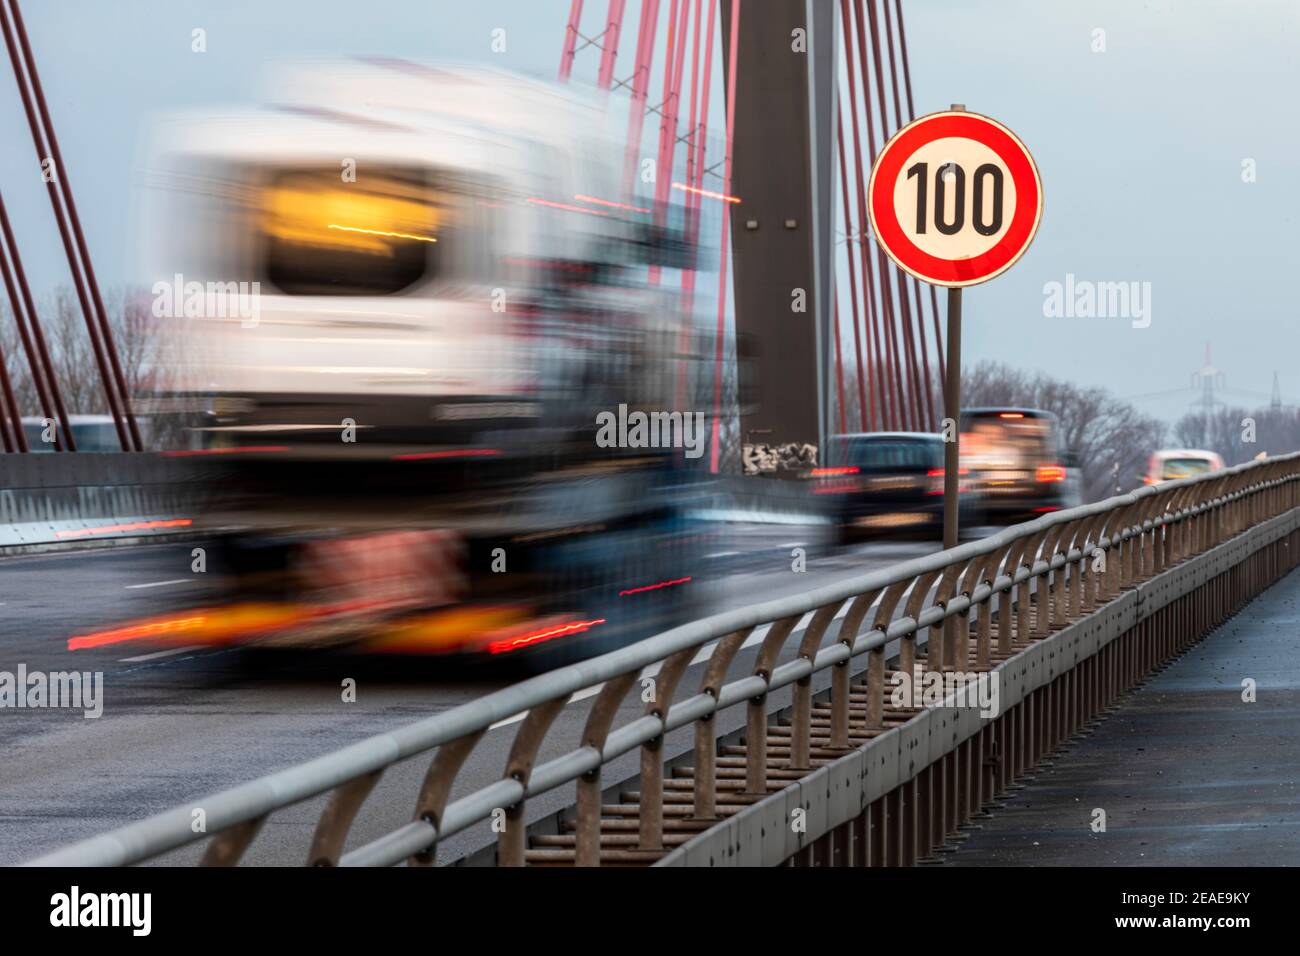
(261, 174), (439, 255)
(326, 224), (437, 243)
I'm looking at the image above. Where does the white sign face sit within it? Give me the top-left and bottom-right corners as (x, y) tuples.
(869, 111), (1042, 288)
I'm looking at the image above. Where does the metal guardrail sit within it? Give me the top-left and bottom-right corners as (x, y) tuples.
(27, 452), (1300, 866)
(658, 491), (1300, 866)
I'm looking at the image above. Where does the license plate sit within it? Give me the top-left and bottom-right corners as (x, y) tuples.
(868, 476), (919, 491)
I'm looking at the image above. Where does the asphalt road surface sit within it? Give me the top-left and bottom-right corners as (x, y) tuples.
(0, 523), (948, 866)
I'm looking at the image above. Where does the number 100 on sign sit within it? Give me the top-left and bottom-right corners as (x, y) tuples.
(868, 110), (1042, 288)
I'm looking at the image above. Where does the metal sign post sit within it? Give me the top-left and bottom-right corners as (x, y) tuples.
(943, 283), (962, 550)
(942, 103), (964, 551)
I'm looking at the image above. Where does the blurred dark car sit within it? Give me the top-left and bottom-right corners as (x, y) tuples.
(814, 432), (972, 543)
(959, 408), (1081, 523)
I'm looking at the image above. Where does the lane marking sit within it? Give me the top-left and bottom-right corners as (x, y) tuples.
(120, 645), (203, 662)
(125, 579), (192, 590)
(689, 509), (832, 526)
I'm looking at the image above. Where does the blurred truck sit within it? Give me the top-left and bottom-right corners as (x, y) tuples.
(131, 59), (707, 665)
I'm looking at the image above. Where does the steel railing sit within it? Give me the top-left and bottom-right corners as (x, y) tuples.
(26, 451), (1300, 867)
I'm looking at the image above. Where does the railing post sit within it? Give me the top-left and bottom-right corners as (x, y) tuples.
(575, 674), (638, 866)
(745, 694), (769, 796)
(866, 645), (886, 731)
(639, 648), (694, 851)
(693, 629), (751, 820)
(791, 604), (842, 770)
(501, 696), (568, 867)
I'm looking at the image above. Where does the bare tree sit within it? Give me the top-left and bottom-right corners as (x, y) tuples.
(960, 361), (1167, 501)
(0, 284), (189, 449)
(1175, 405), (1300, 465)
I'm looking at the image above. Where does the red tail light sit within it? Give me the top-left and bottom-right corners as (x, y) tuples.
(1036, 465), (1066, 483)
(925, 467), (969, 495)
(619, 576), (692, 597)
(812, 466), (860, 495)
(486, 618), (605, 655)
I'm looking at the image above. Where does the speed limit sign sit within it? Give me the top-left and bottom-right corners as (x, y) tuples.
(868, 109), (1041, 288)
(867, 106), (1042, 550)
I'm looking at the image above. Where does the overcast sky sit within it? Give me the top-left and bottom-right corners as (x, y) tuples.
(2, 0), (1296, 422)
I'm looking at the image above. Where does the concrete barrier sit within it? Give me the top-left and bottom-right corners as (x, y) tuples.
(689, 474), (831, 525)
(0, 453), (213, 551)
(0, 454), (828, 557)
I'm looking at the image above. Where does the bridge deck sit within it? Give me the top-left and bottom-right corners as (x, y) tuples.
(949, 564), (1300, 867)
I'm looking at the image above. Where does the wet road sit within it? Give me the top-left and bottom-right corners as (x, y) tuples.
(0, 523), (943, 865)
(949, 564), (1300, 866)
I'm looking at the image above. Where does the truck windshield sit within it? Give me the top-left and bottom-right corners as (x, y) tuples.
(258, 165), (446, 296)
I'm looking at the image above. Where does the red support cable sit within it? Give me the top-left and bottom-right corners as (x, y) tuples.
(839, 0), (884, 431)
(882, 0), (934, 429)
(7, 0), (140, 450)
(0, 257), (19, 449)
(648, 0), (679, 212)
(893, 0), (946, 404)
(560, 0), (585, 79)
(0, 365), (16, 450)
(850, 0), (900, 430)
(854, 0), (907, 431)
(881, 0), (905, 129)
(685, 0), (715, 260)
(708, 0), (739, 473)
(0, 216), (34, 451)
(675, 0), (708, 414)
(680, 0), (706, 253)
(690, 0), (716, 209)
(831, 301), (847, 434)
(648, 0), (690, 286)
(596, 0), (628, 88)
(680, 0), (716, 416)
(0, 190), (69, 450)
(871, 0), (924, 432)
(664, 0), (692, 187)
(834, 107), (868, 430)
(623, 0), (661, 194)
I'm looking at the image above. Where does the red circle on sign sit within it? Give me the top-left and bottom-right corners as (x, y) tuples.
(868, 111), (1041, 287)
